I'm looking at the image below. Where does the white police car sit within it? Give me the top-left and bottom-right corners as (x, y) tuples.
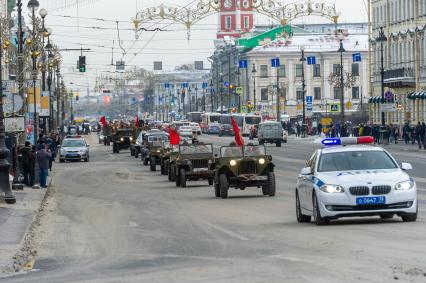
(296, 137), (417, 225)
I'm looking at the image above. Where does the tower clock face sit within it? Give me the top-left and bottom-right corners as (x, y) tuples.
(224, 0), (232, 9)
(242, 0), (250, 8)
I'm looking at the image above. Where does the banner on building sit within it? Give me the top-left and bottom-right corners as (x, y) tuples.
(40, 91), (50, 117)
(26, 80), (41, 113)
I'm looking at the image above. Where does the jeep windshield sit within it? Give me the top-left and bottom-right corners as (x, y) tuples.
(116, 129), (132, 137)
(179, 144), (213, 155)
(220, 146), (243, 158)
(244, 145), (266, 157)
(148, 135), (169, 146)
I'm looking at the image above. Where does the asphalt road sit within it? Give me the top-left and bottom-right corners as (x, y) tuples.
(2, 134), (426, 283)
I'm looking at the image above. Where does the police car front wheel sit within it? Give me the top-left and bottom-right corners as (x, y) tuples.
(401, 204), (418, 222)
(296, 190), (311, 223)
(313, 192), (329, 225)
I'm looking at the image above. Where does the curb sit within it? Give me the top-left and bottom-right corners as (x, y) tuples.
(0, 176), (55, 276)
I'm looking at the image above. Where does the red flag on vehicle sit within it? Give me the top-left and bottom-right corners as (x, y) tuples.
(135, 115), (139, 127)
(100, 116), (107, 126)
(169, 126), (180, 145)
(231, 116), (244, 146)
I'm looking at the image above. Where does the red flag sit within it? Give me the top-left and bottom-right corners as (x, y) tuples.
(231, 116), (244, 146)
(100, 116), (107, 126)
(169, 127), (180, 145)
(135, 115), (139, 127)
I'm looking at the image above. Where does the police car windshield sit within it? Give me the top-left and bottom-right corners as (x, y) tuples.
(317, 150), (398, 172)
(62, 139), (85, 147)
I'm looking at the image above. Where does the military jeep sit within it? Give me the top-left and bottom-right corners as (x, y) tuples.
(214, 145), (275, 199)
(112, 128), (133, 153)
(159, 142), (172, 175)
(170, 143), (215, 188)
(166, 145), (180, 181)
(141, 132), (169, 171)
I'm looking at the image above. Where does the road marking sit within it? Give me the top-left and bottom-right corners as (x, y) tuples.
(128, 221), (138, 228)
(414, 177), (426, 184)
(198, 219), (249, 241)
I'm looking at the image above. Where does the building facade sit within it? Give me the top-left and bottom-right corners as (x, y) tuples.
(217, 0), (254, 39)
(370, 0), (426, 125)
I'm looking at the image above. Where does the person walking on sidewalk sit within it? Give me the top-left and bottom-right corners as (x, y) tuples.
(422, 122), (426, 150)
(20, 141), (35, 186)
(392, 125), (399, 144)
(36, 144), (51, 188)
(403, 123), (410, 144)
(415, 122), (423, 149)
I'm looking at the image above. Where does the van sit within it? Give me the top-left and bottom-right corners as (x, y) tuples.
(258, 121), (283, 147)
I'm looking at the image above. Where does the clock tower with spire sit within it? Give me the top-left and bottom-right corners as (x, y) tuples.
(217, 0), (254, 39)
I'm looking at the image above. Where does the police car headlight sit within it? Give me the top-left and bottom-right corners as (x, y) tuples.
(60, 148), (66, 154)
(319, 184), (345, 193)
(395, 180), (414, 191)
(259, 158), (265, 165)
(230, 160), (237, 166)
(120, 138), (124, 142)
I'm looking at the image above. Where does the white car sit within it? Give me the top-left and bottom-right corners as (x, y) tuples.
(178, 126), (194, 137)
(190, 122), (202, 135)
(59, 138), (90, 162)
(296, 137), (417, 225)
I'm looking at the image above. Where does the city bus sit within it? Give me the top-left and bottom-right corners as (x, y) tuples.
(186, 112), (202, 123)
(242, 113), (262, 136)
(200, 112), (221, 133)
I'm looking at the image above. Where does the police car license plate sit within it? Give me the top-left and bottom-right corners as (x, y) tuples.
(356, 196), (386, 205)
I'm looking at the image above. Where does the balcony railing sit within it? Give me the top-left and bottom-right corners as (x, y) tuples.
(383, 67), (415, 87)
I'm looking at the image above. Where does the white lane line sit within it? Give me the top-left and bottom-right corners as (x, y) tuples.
(414, 177), (426, 183)
(128, 221), (139, 228)
(198, 219), (249, 241)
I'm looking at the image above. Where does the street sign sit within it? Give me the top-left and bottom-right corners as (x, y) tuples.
(235, 87), (243, 95)
(385, 90), (393, 101)
(330, 104), (340, 112)
(239, 60), (248, 69)
(306, 95), (313, 116)
(271, 58), (280, 68)
(307, 56), (316, 65)
(4, 93), (24, 114)
(345, 101), (353, 109)
(5, 116), (25, 133)
(306, 96), (313, 103)
(202, 82), (208, 89)
(182, 82), (188, 88)
(164, 83), (170, 89)
(224, 82), (229, 88)
(380, 103), (397, 112)
(194, 61), (204, 70)
(153, 61), (163, 70)
(352, 53), (362, 62)
(116, 61), (125, 71)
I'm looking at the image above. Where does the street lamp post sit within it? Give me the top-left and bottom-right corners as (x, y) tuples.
(252, 64), (257, 112)
(275, 59), (280, 122)
(0, 19), (16, 204)
(195, 86), (198, 112)
(39, 8), (47, 133)
(220, 76), (224, 113)
(29, 0), (40, 147)
(337, 32), (346, 123)
(209, 80), (214, 112)
(236, 68), (241, 113)
(300, 46), (306, 128)
(376, 26), (387, 127)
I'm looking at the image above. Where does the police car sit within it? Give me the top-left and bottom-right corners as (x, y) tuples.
(296, 137), (417, 225)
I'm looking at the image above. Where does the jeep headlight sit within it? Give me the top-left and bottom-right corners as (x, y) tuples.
(259, 158), (265, 165)
(230, 160), (237, 166)
(120, 137), (124, 142)
(208, 159), (213, 164)
(395, 180), (414, 191)
(319, 184), (344, 193)
(156, 149), (161, 153)
(129, 137), (133, 141)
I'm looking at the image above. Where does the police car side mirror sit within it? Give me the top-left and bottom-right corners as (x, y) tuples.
(401, 162), (412, 171)
(300, 167), (313, 175)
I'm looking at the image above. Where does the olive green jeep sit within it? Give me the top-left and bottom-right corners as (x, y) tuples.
(170, 143), (215, 188)
(213, 145), (275, 199)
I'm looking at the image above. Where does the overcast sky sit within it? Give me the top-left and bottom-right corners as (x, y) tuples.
(36, 0), (368, 92)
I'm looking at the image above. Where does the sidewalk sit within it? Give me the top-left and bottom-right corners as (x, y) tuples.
(0, 178), (51, 274)
(380, 141), (426, 153)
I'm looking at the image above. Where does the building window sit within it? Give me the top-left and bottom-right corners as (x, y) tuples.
(225, 16), (231, 30)
(333, 87), (343, 99)
(314, 87), (321, 100)
(333, 64), (341, 75)
(313, 64), (321, 77)
(260, 88), (268, 101)
(243, 16), (249, 29)
(352, 87), (360, 99)
(351, 63), (359, 76)
(296, 88), (304, 100)
(295, 64), (303, 77)
(279, 65), (286, 77)
(260, 65), (268, 78)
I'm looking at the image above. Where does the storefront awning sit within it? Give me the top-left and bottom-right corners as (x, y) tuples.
(407, 92), (416, 99)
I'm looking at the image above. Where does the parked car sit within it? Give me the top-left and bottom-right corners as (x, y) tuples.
(207, 123), (221, 135)
(219, 124), (234, 137)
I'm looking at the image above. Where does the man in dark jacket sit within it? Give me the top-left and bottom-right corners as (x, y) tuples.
(37, 144), (51, 188)
(20, 141), (35, 186)
(415, 122), (423, 149)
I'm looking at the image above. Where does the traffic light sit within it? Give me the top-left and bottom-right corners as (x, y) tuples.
(76, 94), (79, 101)
(79, 56), (86, 72)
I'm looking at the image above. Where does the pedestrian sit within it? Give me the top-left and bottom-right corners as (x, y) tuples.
(411, 125), (416, 145)
(20, 141), (35, 186)
(317, 122), (322, 136)
(403, 123), (410, 144)
(296, 123), (301, 137)
(393, 125), (399, 144)
(416, 122), (424, 149)
(421, 122), (426, 150)
(36, 144), (52, 188)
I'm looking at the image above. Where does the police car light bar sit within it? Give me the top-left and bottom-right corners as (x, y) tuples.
(321, 136), (374, 147)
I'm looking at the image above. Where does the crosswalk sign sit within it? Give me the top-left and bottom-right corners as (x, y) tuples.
(330, 104), (340, 112)
(235, 87), (243, 95)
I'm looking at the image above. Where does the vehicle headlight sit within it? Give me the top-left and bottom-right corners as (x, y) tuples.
(259, 158), (265, 165)
(120, 138), (124, 142)
(208, 159), (213, 164)
(395, 180), (414, 190)
(156, 149), (161, 153)
(129, 137), (133, 141)
(60, 149), (66, 154)
(230, 160), (237, 166)
(319, 184), (345, 193)
(79, 149), (86, 153)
